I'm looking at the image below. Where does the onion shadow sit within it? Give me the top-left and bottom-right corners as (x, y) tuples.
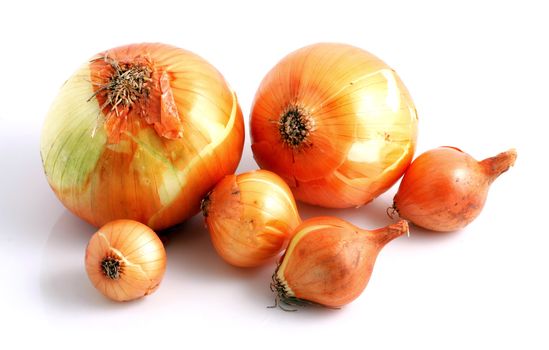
(160, 215), (273, 295)
(39, 211), (136, 312)
(161, 215), (342, 317)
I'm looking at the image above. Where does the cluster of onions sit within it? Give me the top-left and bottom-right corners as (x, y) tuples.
(200, 170), (408, 308)
(43, 42), (245, 301)
(41, 43), (245, 231)
(43, 42), (517, 307)
(248, 43), (516, 237)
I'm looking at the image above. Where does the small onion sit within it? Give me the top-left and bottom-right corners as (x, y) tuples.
(250, 43), (418, 208)
(272, 217), (408, 309)
(201, 170), (301, 267)
(392, 147), (517, 232)
(41, 43), (245, 230)
(85, 220), (167, 301)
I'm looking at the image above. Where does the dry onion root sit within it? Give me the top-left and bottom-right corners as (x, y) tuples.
(41, 43), (244, 230)
(250, 43), (418, 208)
(85, 220), (167, 302)
(392, 147), (517, 232)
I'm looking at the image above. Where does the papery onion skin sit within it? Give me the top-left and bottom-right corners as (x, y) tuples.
(41, 43), (245, 231)
(85, 220), (167, 302)
(250, 43), (418, 208)
(392, 147), (517, 232)
(202, 170), (301, 267)
(272, 217), (408, 309)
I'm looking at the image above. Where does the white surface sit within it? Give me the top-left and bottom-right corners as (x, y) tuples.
(1, 0), (547, 348)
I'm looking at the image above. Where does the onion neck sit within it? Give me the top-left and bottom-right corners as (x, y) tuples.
(480, 149), (517, 183)
(369, 220), (409, 246)
(89, 55), (188, 144)
(278, 105), (314, 149)
(91, 56), (152, 115)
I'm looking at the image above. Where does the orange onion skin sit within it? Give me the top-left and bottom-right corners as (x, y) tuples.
(41, 43), (244, 230)
(85, 220), (167, 301)
(393, 147), (517, 232)
(273, 217), (408, 308)
(203, 170), (301, 267)
(250, 43), (418, 208)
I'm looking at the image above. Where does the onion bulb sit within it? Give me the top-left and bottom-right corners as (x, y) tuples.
(250, 43), (418, 208)
(41, 43), (245, 230)
(85, 220), (167, 301)
(392, 147), (517, 232)
(272, 217), (408, 309)
(201, 170), (301, 267)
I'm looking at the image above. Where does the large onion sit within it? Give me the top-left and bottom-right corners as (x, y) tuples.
(250, 43), (418, 208)
(41, 43), (245, 230)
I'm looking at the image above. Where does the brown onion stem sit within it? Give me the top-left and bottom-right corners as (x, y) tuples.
(480, 148), (517, 182)
(370, 220), (409, 246)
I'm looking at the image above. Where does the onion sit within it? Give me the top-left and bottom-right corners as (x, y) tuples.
(271, 217), (409, 309)
(41, 43), (244, 230)
(392, 147), (517, 232)
(201, 170), (301, 267)
(85, 220), (167, 301)
(250, 43), (418, 208)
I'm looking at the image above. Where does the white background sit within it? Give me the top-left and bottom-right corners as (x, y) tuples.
(1, 0), (547, 348)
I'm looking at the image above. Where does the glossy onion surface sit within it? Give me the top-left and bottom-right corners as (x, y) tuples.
(393, 147), (517, 232)
(85, 220), (167, 301)
(273, 217), (408, 308)
(203, 170), (301, 267)
(41, 43), (245, 230)
(251, 43), (418, 208)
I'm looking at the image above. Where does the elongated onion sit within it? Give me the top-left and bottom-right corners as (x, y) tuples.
(41, 43), (245, 230)
(201, 170), (301, 267)
(250, 43), (418, 208)
(85, 220), (167, 301)
(272, 217), (408, 309)
(392, 147), (517, 232)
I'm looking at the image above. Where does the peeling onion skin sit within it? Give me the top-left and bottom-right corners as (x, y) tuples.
(85, 220), (167, 302)
(41, 43), (245, 231)
(250, 43), (418, 208)
(392, 147), (517, 232)
(272, 217), (408, 309)
(202, 170), (301, 267)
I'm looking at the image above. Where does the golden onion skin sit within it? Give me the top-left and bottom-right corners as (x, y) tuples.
(393, 147), (517, 232)
(272, 217), (409, 308)
(41, 43), (245, 230)
(250, 43), (418, 208)
(85, 219), (167, 301)
(203, 170), (301, 267)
